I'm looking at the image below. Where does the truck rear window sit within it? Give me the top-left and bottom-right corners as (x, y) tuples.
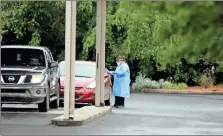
(1, 48), (46, 67)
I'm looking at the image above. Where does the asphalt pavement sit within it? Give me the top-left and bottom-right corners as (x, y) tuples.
(1, 93), (223, 135)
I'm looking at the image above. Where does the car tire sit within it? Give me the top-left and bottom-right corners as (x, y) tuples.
(38, 85), (50, 112)
(50, 98), (59, 109)
(50, 82), (59, 109)
(58, 83), (64, 107)
(38, 96), (49, 112)
(59, 102), (64, 107)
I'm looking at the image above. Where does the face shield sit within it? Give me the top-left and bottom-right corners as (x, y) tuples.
(116, 59), (124, 66)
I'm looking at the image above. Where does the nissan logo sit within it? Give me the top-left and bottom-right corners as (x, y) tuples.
(8, 76), (15, 82)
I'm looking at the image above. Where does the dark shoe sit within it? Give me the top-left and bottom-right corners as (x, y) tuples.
(112, 104), (118, 108)
(117, 105), (124, 108)
(113, 105), (124, 108)
(112, 104), (124, 108)
(113, 106), (118, 108)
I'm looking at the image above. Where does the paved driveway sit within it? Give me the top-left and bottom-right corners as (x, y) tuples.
(1, 93), (223, 135)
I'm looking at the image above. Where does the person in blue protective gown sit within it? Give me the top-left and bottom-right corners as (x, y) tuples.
(107, 56), (131, 108)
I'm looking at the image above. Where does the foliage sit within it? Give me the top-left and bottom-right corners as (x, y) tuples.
(163, 83), (188, 89)
(198, 73), (215, 88)
(1, 1), (95, 60)
(1, 1), (223, 84)
(149, 56), (221, 86)
(106, 1), (223, 68)
(158, 79), (172, 89)
(105, 1), (223, 82)
(132, 73), (173, 92)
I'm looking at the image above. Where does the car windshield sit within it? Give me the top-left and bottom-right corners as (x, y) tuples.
(1, 48), (46, 67)
(59, 61), (96, 78)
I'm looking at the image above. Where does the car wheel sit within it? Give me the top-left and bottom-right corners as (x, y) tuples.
(38, 85), (50, 112)
(59, 101), (64, 107)
(50, 97), (59, 109)
(50, 82), (59, 109)
(38, 95), (49, 112)
(57, 81), (63, 107)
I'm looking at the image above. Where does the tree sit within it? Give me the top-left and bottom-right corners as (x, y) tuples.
(2, 1), (223, 78)
(1, 1), (96, 60)
(104, 1), (223, 74)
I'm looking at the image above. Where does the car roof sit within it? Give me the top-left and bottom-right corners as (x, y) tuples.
(1, 45), (48, 50)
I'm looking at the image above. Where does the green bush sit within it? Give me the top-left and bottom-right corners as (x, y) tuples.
(132, 73), (189, 92)
(163, 83), (188, 89)
(163, 83), (173, 89)
(198, 74), (215, 88)
(159, 79), (172, 89)
(177, 83), (188, 89)
(132, 73), (172, 91)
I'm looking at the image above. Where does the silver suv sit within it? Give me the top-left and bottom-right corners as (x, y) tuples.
(1, 45), (60, 112)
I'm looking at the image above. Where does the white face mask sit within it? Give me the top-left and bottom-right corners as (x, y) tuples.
(117, 62), (121, 66)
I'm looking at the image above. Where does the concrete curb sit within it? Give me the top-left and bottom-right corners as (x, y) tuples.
(51, 106), (112, 126)
(131, 89), (223, 95)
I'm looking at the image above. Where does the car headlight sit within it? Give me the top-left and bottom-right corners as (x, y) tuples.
(85, 82), (96, 89)
(31, 74), (45, 83)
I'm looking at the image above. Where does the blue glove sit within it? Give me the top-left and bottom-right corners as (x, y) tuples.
(107, 70), (114, 75)
(106, 69), (109, 73)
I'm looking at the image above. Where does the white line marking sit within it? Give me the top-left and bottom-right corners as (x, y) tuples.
(2, 109), (64, 115)
(2, 104), (38, 108)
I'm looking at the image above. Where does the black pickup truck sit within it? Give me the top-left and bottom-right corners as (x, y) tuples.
(1, 45), (60, 112)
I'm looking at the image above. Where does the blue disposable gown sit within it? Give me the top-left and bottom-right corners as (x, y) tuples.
(108, 63), (131, 98)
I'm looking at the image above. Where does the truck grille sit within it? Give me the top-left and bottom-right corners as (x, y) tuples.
(2, 75), (21, 84)
(24, 75), (32, 83)
(1, 89), (27, 93)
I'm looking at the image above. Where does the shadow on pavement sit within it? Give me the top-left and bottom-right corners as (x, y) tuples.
(1, 104), (85, 113)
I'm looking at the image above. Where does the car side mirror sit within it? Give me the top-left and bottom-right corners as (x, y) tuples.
(49, 61), (58, 68)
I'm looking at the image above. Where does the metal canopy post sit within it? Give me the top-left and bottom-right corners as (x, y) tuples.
(95, 0), (106, 107)
(99, 0), (106, 105)
(64, 0), (76, 120)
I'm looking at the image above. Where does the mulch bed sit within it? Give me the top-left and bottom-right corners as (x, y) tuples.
(184, 86), (223, 92)
(146, 86), (223, 92)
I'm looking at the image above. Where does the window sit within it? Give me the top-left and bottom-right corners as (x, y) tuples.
(46, 49), (54, 62)
(44, 50), (51, 65)
(59, 61), (96, 78)
(1, 48), (46, 67)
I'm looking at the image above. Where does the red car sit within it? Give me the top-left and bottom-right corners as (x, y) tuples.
(58, 61), (112, 106)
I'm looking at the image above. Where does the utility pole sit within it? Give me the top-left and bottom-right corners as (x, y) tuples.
(95, 0), (106, 107)
(64, 0), (76, 120)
